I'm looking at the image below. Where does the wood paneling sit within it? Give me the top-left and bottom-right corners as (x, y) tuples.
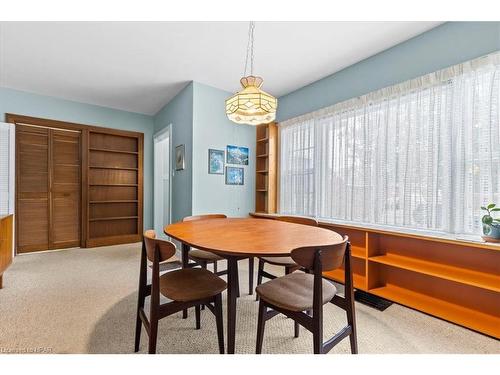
(250, 212), (500, 339)
(0, 215), (14, 288)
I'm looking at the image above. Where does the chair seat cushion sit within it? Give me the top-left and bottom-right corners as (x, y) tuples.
(159, 268), (227, 302)
(256, 272), (337, 312)
(260, 256), (298, 267)
(189, 248), (224, 262)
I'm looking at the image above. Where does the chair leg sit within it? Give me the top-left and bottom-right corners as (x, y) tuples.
(235, 262), (240, 298)
(312, 311), (323, 354)
(195, 304), (201, 330)
(214, 294), (225, 354)
(294, 321), (300, 338)
(347, 298), (358, 354)
(248, 257), (254, 295)
(135, 244), (147, 352)
(284, 266), (299, 338)
(201, 261), (207, 311)
(213, 260), (218, 274)
(256, 300), (267, 354)
(148, 314), (158, 354)
(255, 258), (264, 301)
(134, 309), (143, 352)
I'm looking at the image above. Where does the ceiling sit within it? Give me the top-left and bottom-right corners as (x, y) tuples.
(0, 22), (442, 115)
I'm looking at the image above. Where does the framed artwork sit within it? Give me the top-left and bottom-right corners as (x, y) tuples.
(225, 166), (244, 185)
(175, 144), (185, 171)
(208, 149), (225, 174)
(226, 145), (249, 165)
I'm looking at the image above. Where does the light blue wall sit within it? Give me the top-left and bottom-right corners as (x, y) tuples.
(153, 82), (193, 223)
(192, 82), (256, 217)
(0, 86), (154, 229)
(277, 21), (500, 121)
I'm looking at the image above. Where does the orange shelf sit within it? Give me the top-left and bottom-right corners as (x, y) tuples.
(369, 254), (500, 293)
(351, 245), (366, 259)
(323, 268), (366, 291)
(370, 285), (500, 338)
(251, 211), (500, 338)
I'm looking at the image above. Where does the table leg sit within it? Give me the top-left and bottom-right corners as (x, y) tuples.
(181, 243), (190, 319)
(226, 256), (239, 354)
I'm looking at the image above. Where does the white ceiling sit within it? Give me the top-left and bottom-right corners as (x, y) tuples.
(0, 21), (442, 115)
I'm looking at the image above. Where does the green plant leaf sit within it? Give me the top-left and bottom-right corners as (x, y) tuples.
(482, 215), (493, 225)
(487, 203), (496, 209)
(494, 218), (500, 222)
(481, 206), (487, 210)
(491, 208), (500, 212)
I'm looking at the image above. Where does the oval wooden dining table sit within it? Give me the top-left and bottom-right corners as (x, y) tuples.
(165, 217), (343, 354)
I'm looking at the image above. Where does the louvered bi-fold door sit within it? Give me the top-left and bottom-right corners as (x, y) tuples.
(15, 124), (81, 253)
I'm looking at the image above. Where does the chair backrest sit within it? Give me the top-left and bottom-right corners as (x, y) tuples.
(182, 214), (227, 222)
(277, 215), (318, 227)
(291, 236), (348, 271)
(143, 230), (176, 262)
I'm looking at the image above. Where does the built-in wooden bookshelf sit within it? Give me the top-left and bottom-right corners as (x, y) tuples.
(250, 212), (500, 339)
(86, 130), (143, 247)
(255, 123), (277, 213)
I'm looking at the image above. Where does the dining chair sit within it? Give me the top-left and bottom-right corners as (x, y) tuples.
(134, 230), (226, 354)
(183, 214), (254, 296)
(255, 215), (318, 337)
(255, 236), (358, 354)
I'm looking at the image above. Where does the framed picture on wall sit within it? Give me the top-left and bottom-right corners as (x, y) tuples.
(225, 166), (244, 185)
(208, 149), (225, 174)
(175, 144), (185, 171)
(226, 145), (249, 165)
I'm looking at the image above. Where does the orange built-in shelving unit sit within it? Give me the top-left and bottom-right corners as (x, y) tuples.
(251, 213), (500, 339)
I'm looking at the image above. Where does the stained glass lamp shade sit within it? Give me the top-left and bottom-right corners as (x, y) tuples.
(225, 76), (278, 125)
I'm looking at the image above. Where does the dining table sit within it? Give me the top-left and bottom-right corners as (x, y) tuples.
(164, 216), (343, 354)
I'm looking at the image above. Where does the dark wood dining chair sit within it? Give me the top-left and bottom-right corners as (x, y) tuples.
(255, 236), (358, 354)
(255, 215), (318, 336)
(183, 214), (254, 296)
(134, 230), (226, 354)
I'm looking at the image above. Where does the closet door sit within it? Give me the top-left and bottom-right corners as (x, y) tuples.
(16, 125), (50, 253)
(50, 129), (81, 249)
(16, 125), (81, 253)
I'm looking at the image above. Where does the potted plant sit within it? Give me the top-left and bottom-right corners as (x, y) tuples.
(481, 203), (500, 242)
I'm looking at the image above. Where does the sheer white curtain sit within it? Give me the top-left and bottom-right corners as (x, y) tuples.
(279, 51), (500, 236)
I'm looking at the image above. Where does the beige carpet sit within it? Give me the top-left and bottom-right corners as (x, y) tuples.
(0, 243), (498, 354)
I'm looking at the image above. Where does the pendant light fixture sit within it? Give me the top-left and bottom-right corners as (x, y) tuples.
(225, 22), (278, 125)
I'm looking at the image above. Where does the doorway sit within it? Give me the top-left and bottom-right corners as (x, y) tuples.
(153, 126), (171, 238)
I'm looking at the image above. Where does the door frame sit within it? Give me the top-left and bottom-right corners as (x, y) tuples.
(5, 113), (144, 253)
(153, 124), (172, 236)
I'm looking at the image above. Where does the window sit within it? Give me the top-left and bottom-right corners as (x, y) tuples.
(0, 122), (15, 216)
(279, 52), (500, 236)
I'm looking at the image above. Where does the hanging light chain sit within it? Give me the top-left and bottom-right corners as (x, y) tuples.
(243, 21), (255, 77)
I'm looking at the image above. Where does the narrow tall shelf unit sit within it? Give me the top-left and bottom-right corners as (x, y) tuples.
(250, 213), (500, 339)
(87, 130), (143, 247)
(255, 122), (277, 213)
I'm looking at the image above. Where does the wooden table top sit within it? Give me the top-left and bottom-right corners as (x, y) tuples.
(164, 217), (343, 257)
